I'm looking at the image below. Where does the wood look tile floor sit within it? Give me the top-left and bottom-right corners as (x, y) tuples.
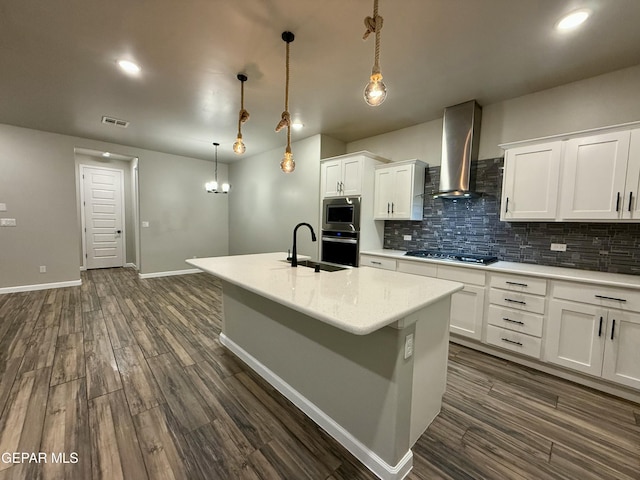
(0, 268), (639, 479)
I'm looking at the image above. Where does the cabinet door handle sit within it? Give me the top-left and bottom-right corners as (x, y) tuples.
(598, 316), (603, 337)
(611, 319), (616, 340)
(505, 197), (509, 213)
(387, 202), (390, 214)
(391, 202), (394, 214)
(594, 295), (627, 302)
(501, 338), (523, 346)
(616, 192), (621, 212)
(340, 181), (344, 193)
(503, 317), (524, 325)
(336, 181), (340, 193)
(629, 192), (633, 212)
(506, 281), (528, 287)
(504, 298), (526, 305)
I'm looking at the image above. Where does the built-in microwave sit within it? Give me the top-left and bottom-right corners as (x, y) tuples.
(322, 196), (361, 232)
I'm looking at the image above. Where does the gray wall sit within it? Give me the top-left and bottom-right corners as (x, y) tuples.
(74, 153), (136, 267)
(228, 135), (326, 259)
(347, 64), (640, 164)
(138, 150), (228, 273)
(0, 123), (229, 289)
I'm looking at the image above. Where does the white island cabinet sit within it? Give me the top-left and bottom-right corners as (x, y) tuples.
(187, 253), (462, 480)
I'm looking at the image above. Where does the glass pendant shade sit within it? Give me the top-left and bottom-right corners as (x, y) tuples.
(222, 182), (230, 193)
(364, 73), (387, 106)
(280, 151), (295, 173)
(205, 181), (218, 193)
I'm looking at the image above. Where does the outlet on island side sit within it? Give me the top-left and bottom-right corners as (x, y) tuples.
(404, 333), (414, 359)
(39, 266), (46, 273)
(550, 243), (567, 252)
(403, 235), (412, 241)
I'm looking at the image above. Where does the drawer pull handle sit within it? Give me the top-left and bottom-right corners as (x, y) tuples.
(611, 319), (616, 340)
(371, 261), (382, 265)
(504, 298), (526, 305)
(505, 281), (529, 287)
(503, 317), (524, 325)
(501, 338), (523, 346)
(598, 316), (603, 337)
(594, 295), (627, 302)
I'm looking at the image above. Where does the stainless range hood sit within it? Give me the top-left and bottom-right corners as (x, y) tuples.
(433, 100), (482, 199)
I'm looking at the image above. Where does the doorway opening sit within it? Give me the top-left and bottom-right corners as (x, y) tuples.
(75, 148), (139, 271)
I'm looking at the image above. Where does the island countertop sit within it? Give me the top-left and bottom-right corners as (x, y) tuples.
(187, 252), (463, 335)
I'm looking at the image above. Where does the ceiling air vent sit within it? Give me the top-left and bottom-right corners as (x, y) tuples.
(101, 116), (130, 128)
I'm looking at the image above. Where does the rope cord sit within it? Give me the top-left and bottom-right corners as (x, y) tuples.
(285, 39), (291, 151)
(363, 0), (383, 76)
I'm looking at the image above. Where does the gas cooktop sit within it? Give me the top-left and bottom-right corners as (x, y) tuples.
(404, 250), (499, 265)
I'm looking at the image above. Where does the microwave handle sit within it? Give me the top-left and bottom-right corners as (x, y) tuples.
(322, 236), (358, 244)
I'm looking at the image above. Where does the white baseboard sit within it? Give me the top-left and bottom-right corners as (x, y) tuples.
(0, 279), (82, 294)
(138, 268), (200, 279)
(125, 263), (137, 269)
(220, 333), (413, 480)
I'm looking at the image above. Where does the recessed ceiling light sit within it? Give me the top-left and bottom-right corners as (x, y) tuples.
(292, 122), (304, 130)
(102, 152), (111, 158)
(117, 59), (141, 75)
(556, 9), (591, 31)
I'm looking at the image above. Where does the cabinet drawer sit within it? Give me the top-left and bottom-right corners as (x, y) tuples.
(396, 260), (437, 277)
(360, 255), (397, 271)
(553, 281), (640, 313)
(437, 265), (486, 286)
(489, 289), (546, 314)
(487, 305), (544, 337)
(486, 325), (542, 359)
(490, 273), (547, 296)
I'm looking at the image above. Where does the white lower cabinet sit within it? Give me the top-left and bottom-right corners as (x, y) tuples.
(486, 273), (547, 359)
(448, 284), (485, 340)
(546, 299), (640, 390)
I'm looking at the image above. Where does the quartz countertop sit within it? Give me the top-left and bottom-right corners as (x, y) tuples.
(186, 252), (463, 335)
(361, 249), (640, 289)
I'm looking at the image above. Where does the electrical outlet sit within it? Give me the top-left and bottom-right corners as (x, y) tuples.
(39, 266), (46, 273)
(404, 333), (414, 359)
(0, 203), (6, 211)
(141, 221), (150, 228)
(550, 243), (567, 252)
(403, 235), (412, 241)
(0, 218), (16, 227)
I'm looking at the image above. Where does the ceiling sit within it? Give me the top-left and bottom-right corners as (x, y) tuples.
(2, 0), (640, 163)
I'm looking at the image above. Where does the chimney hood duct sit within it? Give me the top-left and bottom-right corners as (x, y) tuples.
(433, 100), (482, 199)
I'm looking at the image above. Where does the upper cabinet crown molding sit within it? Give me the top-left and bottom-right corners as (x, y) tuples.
(501, 124), (640, 223)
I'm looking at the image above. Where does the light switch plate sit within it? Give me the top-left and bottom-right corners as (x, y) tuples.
(403, 235), (412, 241)
(141, 221), (150, 228)
(550, 243), (567, 252)
(0, 218), (16, 227)
(0, 203), (6, 211)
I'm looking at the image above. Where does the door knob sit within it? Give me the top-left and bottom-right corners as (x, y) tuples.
(116, 230), (122, 234)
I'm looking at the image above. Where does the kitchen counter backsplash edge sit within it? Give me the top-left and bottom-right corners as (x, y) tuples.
(361, 249), (640, 289)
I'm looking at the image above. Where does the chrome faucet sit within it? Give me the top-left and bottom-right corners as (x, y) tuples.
(291, 222), (317, 267)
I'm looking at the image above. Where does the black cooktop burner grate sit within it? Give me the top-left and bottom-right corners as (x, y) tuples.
(404, 250), (499, 265)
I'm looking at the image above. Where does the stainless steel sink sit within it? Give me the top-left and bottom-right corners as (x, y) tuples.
(285, 259), (347, 272)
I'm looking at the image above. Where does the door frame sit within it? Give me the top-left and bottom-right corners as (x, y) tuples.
(79, 164), (127, 270)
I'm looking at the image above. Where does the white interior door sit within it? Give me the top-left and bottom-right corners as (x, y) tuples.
(82, 166), (125, 269)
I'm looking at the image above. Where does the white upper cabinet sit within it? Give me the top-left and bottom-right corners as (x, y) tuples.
(560, 131), (631, 220)
(622, 128), (640, 220)
(501, 141), (562, 221)
(320, 152), (387, 198)
(500, 124), (640, 222)
(373, 159), (426, 220)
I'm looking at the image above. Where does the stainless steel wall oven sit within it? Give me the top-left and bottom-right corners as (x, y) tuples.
(321, 197), (361, 267)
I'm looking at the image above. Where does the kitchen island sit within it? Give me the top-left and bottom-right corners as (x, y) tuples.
(187, 253), (462, 480)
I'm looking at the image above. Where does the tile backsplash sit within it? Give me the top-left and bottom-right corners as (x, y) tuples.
(383, 158), (640, 275)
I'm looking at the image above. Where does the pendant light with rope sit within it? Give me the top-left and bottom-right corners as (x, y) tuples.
(233, 73), (249, 154)
(276, 31), (295, 173)
(363, 0), (387, 106)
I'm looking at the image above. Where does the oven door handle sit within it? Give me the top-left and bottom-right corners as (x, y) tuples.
(322, 236), (358, 244)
